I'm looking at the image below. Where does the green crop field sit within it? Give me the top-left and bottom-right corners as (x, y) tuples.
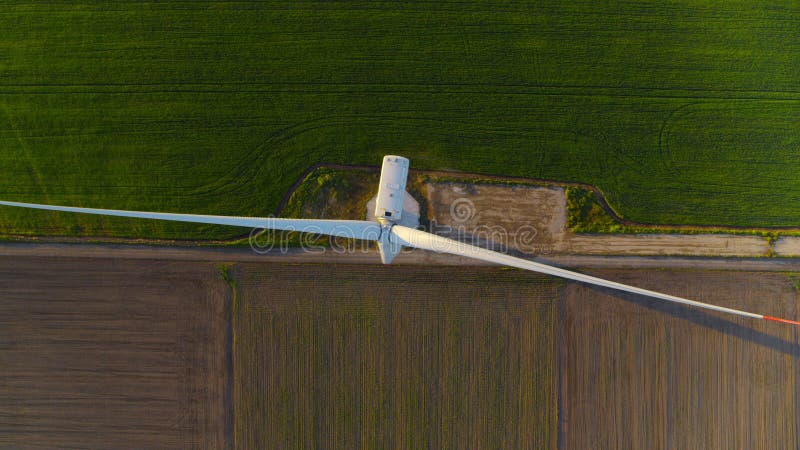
(1, 1), (798, 239)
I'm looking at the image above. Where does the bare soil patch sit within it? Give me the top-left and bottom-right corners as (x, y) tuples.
(0, 257), (230, 449)
(424, 180), (772, 257)
(425, 182), (566, 254)
(775, 236), (800, 256)
(3, 249), (799, 449)
(232, 263), (561, 449)
(560, 269), (799, 449)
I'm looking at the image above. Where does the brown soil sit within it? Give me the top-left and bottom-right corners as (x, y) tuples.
(425, 182), (566, 254)
(560, 269), (800, 449)
(232, 263), (561, 450)
(0, 256), (231, 449)
(3, 245), (799, 449)
(424, 180), (773, 257)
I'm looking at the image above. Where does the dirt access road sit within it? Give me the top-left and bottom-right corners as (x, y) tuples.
(4, 242), (800, 272)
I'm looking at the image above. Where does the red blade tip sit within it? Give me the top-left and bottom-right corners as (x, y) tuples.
(763, 315), (800, 326)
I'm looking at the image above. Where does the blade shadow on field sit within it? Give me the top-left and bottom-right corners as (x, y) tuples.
(584, 284), (800, 358)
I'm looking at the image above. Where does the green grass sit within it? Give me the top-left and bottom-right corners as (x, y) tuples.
(565, 186), (624, 233)
(282, 167), (378, 220)
(564, 185), (800, 239)
(1, 1), (799, 239)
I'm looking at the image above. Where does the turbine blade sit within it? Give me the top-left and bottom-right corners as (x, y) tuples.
(390, 225), (796, 325)
(0, 200), (382, 241)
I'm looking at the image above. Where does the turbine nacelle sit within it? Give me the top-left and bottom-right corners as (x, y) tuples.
(370, 155), (418, 263)
(373, 155), (409, 223)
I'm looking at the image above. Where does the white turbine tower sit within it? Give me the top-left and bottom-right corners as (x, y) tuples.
(1, 155), (798, 327)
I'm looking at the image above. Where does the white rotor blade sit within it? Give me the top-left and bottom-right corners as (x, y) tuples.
(0, 200), (382, 241)
(390, 224), (800, 325)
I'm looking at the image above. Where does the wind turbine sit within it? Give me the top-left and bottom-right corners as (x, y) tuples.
(1, 155), (798, 327)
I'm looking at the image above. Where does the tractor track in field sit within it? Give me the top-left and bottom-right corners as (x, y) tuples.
(4, 82), (800, 101)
